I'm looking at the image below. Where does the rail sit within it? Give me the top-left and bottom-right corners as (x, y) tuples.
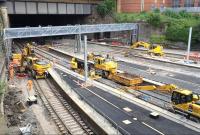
(33, 79), (93, 134)
(30, 44), (200, 132)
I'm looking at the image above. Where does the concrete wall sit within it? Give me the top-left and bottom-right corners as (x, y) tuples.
(6, 1), (92, 15)
(9, 0), (102, 4)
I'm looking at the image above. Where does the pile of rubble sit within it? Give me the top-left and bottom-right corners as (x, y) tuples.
(3, 84), (42, 134)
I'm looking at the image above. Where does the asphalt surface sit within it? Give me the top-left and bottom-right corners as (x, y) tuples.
(118, 61), (200, 94)
(55, 68), (199, 135)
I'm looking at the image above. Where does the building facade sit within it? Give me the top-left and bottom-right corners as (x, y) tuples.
(117, 0), (200, 12)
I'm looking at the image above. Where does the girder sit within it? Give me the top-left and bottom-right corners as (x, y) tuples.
(4, 23), (138, 39)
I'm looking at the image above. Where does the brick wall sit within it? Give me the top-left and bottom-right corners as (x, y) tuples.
(119, 0), (200, 13)
(119, 0), (172, 12)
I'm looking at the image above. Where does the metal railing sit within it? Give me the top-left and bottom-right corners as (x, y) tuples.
(161, 7), (200, 12)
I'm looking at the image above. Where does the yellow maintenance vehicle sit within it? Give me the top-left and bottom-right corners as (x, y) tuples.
(71, 55), (143, 86)
(131, 41), (151, 49)
(70, 57), (96, 78)
(148, 45), (164, 56)
(22, 43), (35, 57)
(26, 56), (51, 79)
(11, 53), (22, 67)
(71, 54), (200, 119)
(171, 89), (200, 119)
(131, 41), (164, 56)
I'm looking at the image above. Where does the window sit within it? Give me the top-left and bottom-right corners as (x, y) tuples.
(198, 0), (200, 7)
(172, 0), (180, 7)
(184, 0), (194, 7)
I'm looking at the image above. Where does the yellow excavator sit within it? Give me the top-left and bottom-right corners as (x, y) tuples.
(171, 89), (200, 119)
(131, 41), (151, 49)
(26, 57), (51, 79)
(131, 41), (164, 56)
(22, 43), (35, 57)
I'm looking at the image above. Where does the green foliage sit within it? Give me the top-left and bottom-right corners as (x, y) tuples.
(146, 13), (161, 27)
(166, 19), (199, 43)
(153, 8), (160, 13)
(192, 24), (200, 44)
(150, 35), (166, 44)
(97, 0), (115, 17)
(163, 10), (181, 19)
(179, 10), (192, 18)
(114, 10), (200, 44)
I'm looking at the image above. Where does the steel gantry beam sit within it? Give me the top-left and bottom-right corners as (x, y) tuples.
(3, 23), (138, 39)
(3, 23), (138, 68)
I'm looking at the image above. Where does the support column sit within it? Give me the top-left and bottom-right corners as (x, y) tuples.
(74, 34), (82, 53)
(0, 7), (10, 68)
(117, 0), (121, 13)
(84, 35), (88, 82)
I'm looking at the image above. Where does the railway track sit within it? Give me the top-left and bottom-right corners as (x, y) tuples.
(88, 41), (185, 59)
(31, 45), (173, 109)
(33, 78), (94, 135)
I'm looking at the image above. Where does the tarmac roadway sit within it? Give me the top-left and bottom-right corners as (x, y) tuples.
(118, 61), (200, 94)
(55, 68), (199, 135)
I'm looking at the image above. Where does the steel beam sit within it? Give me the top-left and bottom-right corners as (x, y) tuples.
(4, 23), (137, 39)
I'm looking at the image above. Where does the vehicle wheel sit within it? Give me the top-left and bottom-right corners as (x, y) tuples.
(186, 114), (190, 119)
(34, 100), (37, 104)
(190, 116), (200, 123)
(103, 71), (109, 78)
(32, 70), (36, 79)
(44, 71), (49, 79)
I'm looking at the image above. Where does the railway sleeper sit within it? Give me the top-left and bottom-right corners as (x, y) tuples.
(68, 124), (80, 129)
(70, 127), (84, 133)
(58, 124), (64, 128)
(59, 127), (66, 132)
(65, 121), (77, 126)
(74, 130), (86, 135)
(65, 119), (76, 123)
(55, 107), (67, 111)
(55, 108), (68, 113)
(55, 121), (61, 125)
(60, 114), (71, 118)
(52, 117), (58, 121)
(50, 100), (60, 104)
(62, 117), (75, 122)
(61, 130), (68, 135)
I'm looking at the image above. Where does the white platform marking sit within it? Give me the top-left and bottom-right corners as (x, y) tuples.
(122, 120), (132, 125)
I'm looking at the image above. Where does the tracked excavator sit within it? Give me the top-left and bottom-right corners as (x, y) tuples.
(11, 43), (51, 79)
(131, 41), (164, 56)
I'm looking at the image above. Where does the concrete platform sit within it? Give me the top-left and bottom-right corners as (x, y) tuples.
(49, 63), (200, 134)
(48, 68), (118, 134)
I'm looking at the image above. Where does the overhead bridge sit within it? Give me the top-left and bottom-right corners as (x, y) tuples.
(6, 0), (94, 15)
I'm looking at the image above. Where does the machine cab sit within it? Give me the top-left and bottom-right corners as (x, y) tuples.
(171, 90), (200, 105)
(171, 90), (193, 105)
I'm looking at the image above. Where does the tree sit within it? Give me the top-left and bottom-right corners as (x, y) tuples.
(146, 13), (161, 27)
(97, 0), (115, 17)
(192, 24), (200, 44)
